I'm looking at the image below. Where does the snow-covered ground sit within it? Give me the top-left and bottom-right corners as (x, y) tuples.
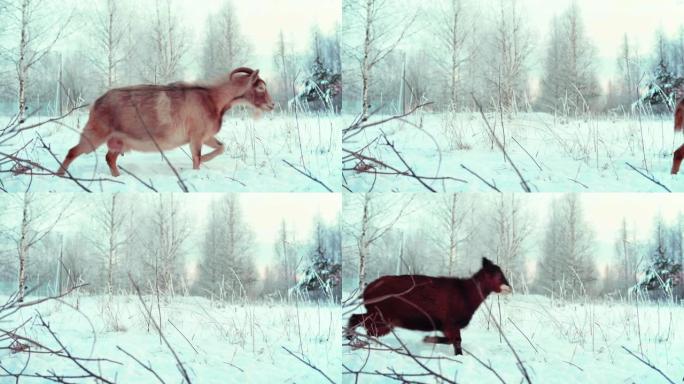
(1, 294), (340, 383)
(1, 111), (340, 192)
(343, 112), (684, 192)
(343, 294), (683, 383)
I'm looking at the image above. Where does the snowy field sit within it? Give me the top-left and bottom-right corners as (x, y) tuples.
(0, 294), (341, 383)
(343, 112), (684, 192)
(343, 294), (684, 383)
(0, 111), (340, 192)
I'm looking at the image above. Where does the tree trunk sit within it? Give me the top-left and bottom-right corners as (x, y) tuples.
(18, 196), (30, 302)
(17, 0), (29, 121)
(361, 0), (373, 120)
(358, 195), (371, 292)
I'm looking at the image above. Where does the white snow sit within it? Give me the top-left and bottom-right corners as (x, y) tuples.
(343, 294), (684, 383)
(1, 294), (340, 383)
(1, 111), (340, 192)
(343, 112), (684, 192)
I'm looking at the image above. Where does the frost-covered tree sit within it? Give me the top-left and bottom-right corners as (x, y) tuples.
(91, 0), (129, 89)
(432, 194), (471, 276)
(295, 217), (342, 301)
(195, 195), (256, 299)
(201, 1), (251, 80)
(91, 193), (131, 294)
(294, 56), (342, 112)
(0, 0), (73, 120)
(273, 220), (298, 295)
(342, 194), (412, 292)
(485, 194), (530, 288)
(537, 194), (597, 298)
(342, 0), (418, 119)
(612, 218), (639, 293)
(539, 2), (599, 114)
(138, 0), (188, 83)
(639, 61), (684, 111)
(482, 0), (532, 111)
(272, 30), (299, 109)
(140, 195), (190, 295)
(636, 215), (683, 300)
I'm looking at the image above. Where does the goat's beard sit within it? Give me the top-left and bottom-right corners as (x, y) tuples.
(251, 108), (263, 120)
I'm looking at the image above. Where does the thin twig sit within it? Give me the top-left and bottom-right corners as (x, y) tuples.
(472, 95), (531, 192)
(130, 276), (192, 383)
(460, 164), (501, 192)
(511, 137), (542, 171)
(117, 346), (167, 384)
(625, 162), (671, 192)
(282, 346), (336, 384)
(621, 346), (675, 384)
(282, 159), (333, 192)
(119, 166), (158, 192)
(381, 133), (436, 192)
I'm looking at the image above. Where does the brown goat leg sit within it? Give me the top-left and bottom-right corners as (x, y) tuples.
(105, 151), (121, 177)
(672, 144), (684, 175)
(56, 131), (107, 176)
(200, 136), (225, 163)
(189, 139), (203, 169)
(423, 335), (451, 344)
(444, 327), (463, 355)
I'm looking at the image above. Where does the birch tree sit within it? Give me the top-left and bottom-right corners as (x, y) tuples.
(539, 1), (599, 114)
(431, 0), (472, 108)
(0, 0), (72, 120)
(343, 0), (417, 119)
(485, 194), (530, 287)
(91, 0), (128, 89)
(140, 0), (187, 83)
(197, 195), (256, 299)
(432, 193), (471, 276)
(91, 193), (131, 294)
(202, 1), (251, 80)
(484, 0), (532, 111)
(344, 194), (412, 292)
(10, 194), (70, 301)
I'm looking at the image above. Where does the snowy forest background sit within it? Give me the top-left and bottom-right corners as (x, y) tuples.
(0, 0), (342, 117)
(0, 193), (342, 303)
(342, 0), (684, 116)
(342, 193), (684, 302)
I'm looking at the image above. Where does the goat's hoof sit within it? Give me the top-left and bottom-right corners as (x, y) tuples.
(455, 350), (463, 355)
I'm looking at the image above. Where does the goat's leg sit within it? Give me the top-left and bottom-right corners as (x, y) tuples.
(672, 144), (684, 175)
(200, 136), (225, 163)
(444, 326), (463, 355)
(189, 138), (203, 169)
(56, 122), (107, 176)
(363, 312), (391, 337)
(105, 151), (121, 177)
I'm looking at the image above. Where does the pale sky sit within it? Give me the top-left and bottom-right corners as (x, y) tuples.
(0, 193), (341, 277)
(55, 0), (341, 80)
(189, 193), (341, 272)
(388, 193), (684, 272)
(392, 0), (684, 87)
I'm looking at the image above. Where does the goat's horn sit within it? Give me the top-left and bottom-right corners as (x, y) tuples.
(230, 67), (254, 79)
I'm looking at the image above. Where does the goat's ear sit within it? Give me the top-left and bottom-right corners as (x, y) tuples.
(482, 257), (493, 267)
(250, 70), (260, 84)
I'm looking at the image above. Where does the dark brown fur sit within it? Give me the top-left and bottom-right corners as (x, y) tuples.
(346, 258), (511, 355)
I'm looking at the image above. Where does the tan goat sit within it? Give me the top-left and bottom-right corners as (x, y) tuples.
(56, 67), (274, 177)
